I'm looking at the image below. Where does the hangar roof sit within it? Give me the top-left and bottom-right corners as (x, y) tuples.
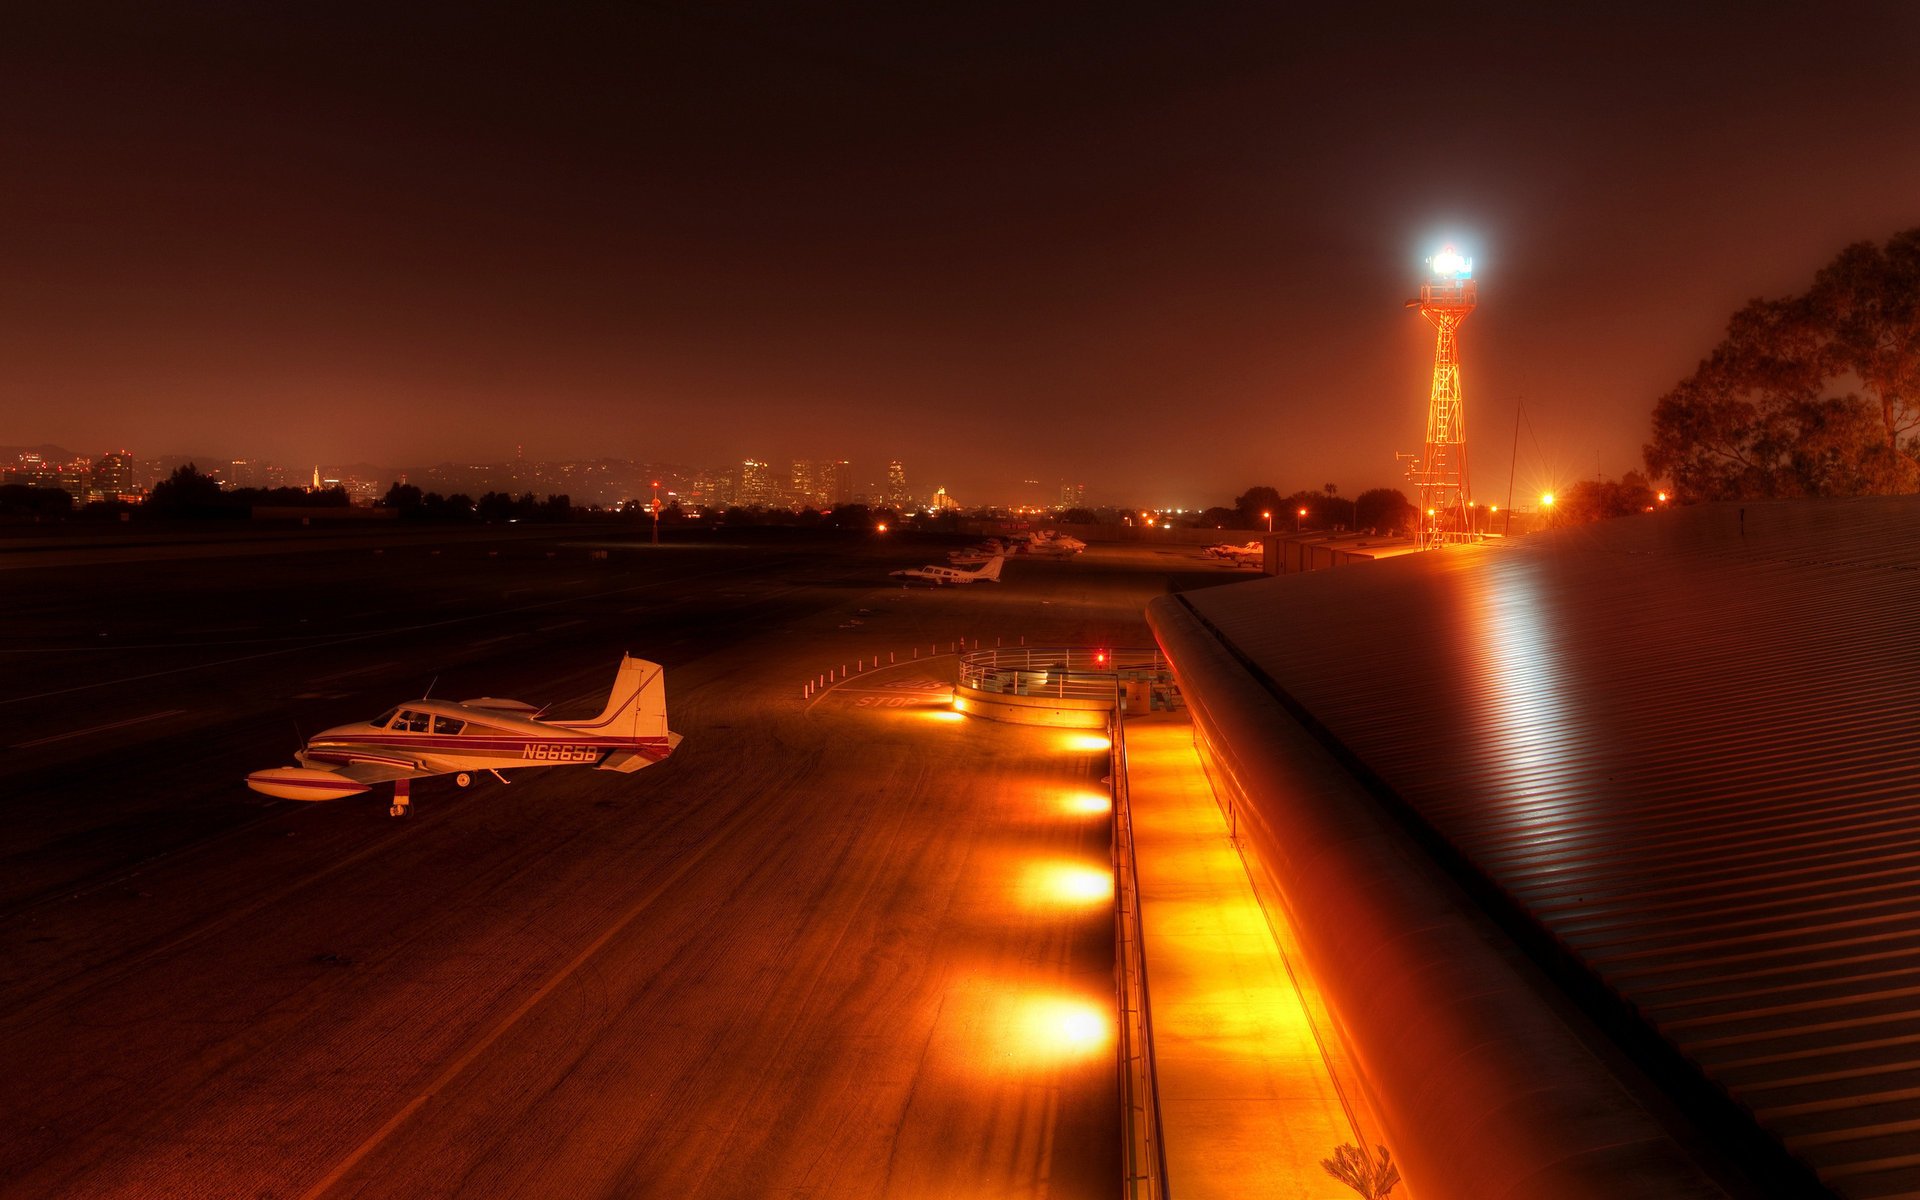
(1179, 497), (1920, 1200)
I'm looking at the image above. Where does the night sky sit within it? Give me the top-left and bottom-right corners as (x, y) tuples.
(3, 2), (1917, 505)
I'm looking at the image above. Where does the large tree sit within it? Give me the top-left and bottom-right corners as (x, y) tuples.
(1353, 487), (1413, 534)
(1809, 229), (1920, 479)
(1646, 228), (1920, 499)
(1232, 486), (1285, 529)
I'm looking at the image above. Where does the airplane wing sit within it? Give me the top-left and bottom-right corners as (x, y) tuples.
(332, 760), (432, 785)
(301, 746), (433, 785)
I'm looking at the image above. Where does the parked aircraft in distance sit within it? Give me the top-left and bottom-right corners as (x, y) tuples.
(1205, 540), (1264, 564)
(948, 538), (1006, 565)
(247, 655), (680, 817)
(1025, 532), (1085, 557)
(890, 555), (1005, 585)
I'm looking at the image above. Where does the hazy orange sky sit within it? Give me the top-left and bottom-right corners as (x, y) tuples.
(3, 2), (1917, 505)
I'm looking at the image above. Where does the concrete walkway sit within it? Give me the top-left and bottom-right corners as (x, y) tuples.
(1124, 712), (1376, 1200)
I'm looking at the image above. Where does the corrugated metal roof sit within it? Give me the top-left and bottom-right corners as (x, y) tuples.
(1180, 497), (1920, 1200)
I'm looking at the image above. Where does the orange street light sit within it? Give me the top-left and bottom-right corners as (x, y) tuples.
(1262, 509), (1272, 531)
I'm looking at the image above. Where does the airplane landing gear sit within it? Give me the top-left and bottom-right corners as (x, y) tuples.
(455, 772), (473, 788)
(390, 779), (412, 818)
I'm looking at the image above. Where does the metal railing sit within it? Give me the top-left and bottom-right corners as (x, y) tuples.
(957, 646), (1169, 702)
(1112, 710), (1170, 1199)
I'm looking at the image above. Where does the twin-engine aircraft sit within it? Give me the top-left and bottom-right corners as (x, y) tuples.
(889, 554), (1005, 586)
(1205, 540), (1264, 564)
(1025, 532), (1085, 557)
(247, 655), (681, 817)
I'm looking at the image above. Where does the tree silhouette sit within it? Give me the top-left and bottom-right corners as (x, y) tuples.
(1233, 486), (1284, 529)
(1353, 487), (1413, 533)
(1322, 1143), (1400, 1199)
(1646, 227), (1920, 499)
(148, 463), (227, 514)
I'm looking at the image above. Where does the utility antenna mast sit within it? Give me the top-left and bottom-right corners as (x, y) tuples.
(1404, 245), (1477, 548)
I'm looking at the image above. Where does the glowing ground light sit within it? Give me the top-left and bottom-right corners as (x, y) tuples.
(922, 709), (965, 723)
(1014, 995), (1112, 1064)
(1062, 790), (1111, 816)
(1063, 733), (1111, 753)
(1022, 860), (1113, 909)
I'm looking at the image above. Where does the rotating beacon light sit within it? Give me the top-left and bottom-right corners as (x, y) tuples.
(1401, 242), (1479, 548)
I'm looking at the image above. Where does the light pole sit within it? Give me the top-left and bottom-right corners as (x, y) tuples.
(1262, 510), (1272, 532)
(1296, 506), (1307, 533)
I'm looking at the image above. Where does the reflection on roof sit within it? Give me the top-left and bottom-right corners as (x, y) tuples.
(1181, 497), (1920, 1200)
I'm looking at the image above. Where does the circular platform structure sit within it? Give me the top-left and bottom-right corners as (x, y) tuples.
(953, 646), (1174, 727)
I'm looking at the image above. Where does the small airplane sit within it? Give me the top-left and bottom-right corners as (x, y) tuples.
(890, 554), (1005, 585)
(1205, 540), (1263, 564)
(1025, 532), (1085, 557)
(246, 655), (681, 817)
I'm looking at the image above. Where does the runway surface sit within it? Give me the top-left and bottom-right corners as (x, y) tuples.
(0, 527), (1237, 1198)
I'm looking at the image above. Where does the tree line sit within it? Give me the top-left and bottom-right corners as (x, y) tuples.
(1205, 484), (1415, 535)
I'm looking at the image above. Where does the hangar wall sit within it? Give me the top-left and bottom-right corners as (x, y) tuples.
(1145, 593), (1729, 1200)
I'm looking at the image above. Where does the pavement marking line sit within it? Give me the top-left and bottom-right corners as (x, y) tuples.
(538, 619), (586, 632)
(298, 789), (772, 1200)
(312, 663), (390, 685)
(4, 813), (425, 1029)
(805, 654), (955, 712)
(12, 709), (187, 749)
(0, 554), (798, 708)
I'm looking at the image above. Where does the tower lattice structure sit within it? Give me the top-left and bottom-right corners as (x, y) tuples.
(1406, 258), (1477, 548)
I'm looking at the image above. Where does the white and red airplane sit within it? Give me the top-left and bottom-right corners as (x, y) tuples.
(247, 655), (680, 817)
(1205, 540), (1263, 564)
(1025, 532), (1085, 557)
(889, 554), (1005, 585)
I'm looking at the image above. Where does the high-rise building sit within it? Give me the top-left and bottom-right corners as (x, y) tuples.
(92, 451), (135, 501)
(738, 459), (776, 507)
(886, 460), (909, 508)
(1059, 481), (1085, 508)
(54, 457), (89, 503)
(829, 460), (852, 507)
(788, 460), (821, 509)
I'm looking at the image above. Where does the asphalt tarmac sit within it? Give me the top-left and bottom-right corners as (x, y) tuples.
(0, 526), (1240, 1199)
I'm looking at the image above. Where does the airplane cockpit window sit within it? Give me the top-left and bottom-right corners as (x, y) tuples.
(404, 711), (431, 733)
(432, 716), (464, 735)
(372, 707), (400, 728)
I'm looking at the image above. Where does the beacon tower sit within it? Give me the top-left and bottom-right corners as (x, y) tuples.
(1406, 246), (1477, 548)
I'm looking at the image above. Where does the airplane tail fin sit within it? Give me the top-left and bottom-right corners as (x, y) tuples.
(556, 656), (676, 769)
(977, 555), (1004, 582)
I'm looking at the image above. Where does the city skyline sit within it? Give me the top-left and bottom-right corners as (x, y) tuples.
(2, 441), (1219, 510)
(4, 5), (1917, 504)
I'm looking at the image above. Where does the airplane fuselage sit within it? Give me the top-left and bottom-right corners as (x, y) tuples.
(298, 699), (672, 779)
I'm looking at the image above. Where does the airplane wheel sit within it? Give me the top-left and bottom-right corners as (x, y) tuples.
(455, 772), (473, 788)
(389, 804), (405, 817)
